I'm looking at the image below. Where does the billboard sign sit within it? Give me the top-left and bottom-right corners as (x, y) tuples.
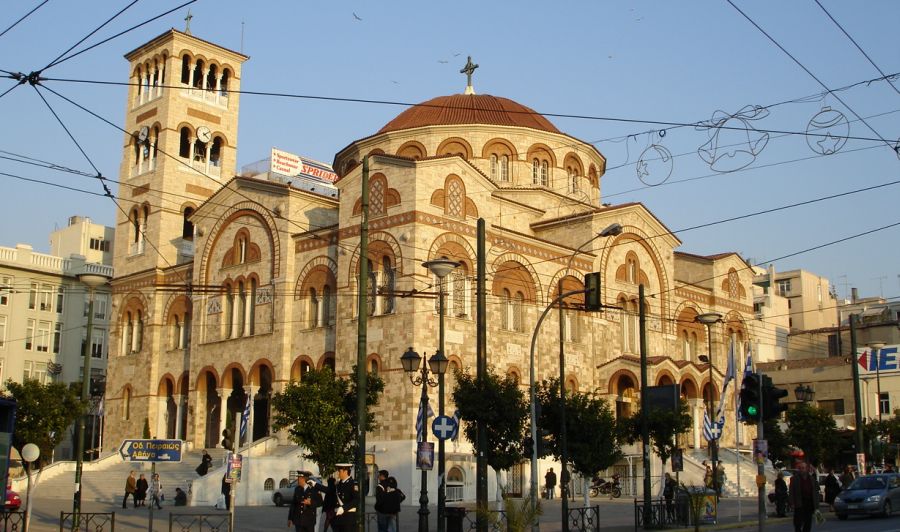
(856, 345), (900, 375)
(271, 148), (338, 183)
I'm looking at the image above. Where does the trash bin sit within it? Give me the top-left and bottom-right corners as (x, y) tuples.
(446, 506), (467, 532)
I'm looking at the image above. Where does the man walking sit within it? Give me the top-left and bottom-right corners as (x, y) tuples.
(790, 461), (817, 532)
(374, 469), (391, 532)
(288, 471), (322, 532)
(122, 471), (137, 508)
(544, 468), (557, 500)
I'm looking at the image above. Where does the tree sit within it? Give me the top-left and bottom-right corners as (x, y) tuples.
(785, 403), (838, 467)
(452, 367), (528, 506)
(6, 379), (85, 469)
(271, 367), (384, 477)
(536, 379), (622, 506)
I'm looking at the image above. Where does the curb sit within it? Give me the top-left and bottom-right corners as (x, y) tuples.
(664, 516), (792, 531)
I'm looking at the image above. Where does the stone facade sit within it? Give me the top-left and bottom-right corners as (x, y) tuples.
(102, 31), (762, 489)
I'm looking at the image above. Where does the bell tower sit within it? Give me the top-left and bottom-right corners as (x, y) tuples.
(113, 29), (248, 276)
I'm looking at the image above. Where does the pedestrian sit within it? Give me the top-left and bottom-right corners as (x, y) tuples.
(716, 463), (726, 497)
(221, 474), (231, 511)
(823, 469), (840, 507)
(149, 472), (163, 510)
(560, 468), (571, 500)
(703, 462), (713, 489)
(789, 461), (817, 532)
(122, 471), (137, 509)
(663, 473), (676, 521)
(385, 477), (405, 532)
(374, 469), (391, 532)
(332, 463), (358, 532)
(544, 468), (557, 500)
(196, 449), (213, 477)
(135, 473), (148, 507)
(840, 466), (854, 490)
(174, 487), (188, 506)
(318, 477), (338, 532)
(288, 470), (322, 532)
(774, 471), (788, 517)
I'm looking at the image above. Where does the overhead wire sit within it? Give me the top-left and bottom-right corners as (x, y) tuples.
(0, 0), (50, 41)
(41, 0), (141, 71)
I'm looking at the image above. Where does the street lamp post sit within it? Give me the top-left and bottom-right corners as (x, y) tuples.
(794, 385), (815, 403)
(401, 347), (449, 532)
(73, 270), (111, 526)
(21, 443), (39, 532)
(869, 342), (886, 423)
(422, 258), (460, 532)
(696, 311), (723, 500)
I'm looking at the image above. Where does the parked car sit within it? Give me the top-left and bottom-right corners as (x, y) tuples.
(833, 474), (900, 519)
(3, 489), (21, 511)
(272, 476), (323, 507)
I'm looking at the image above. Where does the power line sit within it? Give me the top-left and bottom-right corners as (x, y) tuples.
(30, 84), (102, 176)
(42, 0), (141, 71)
(0, 0), (50, 41)
(812, 0), (900, 97)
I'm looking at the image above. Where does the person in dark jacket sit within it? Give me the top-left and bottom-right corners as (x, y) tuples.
(288, 471), (322, 532)
(824, 469), (840, 507)
(789, 461), (816, 532)
(374, 470), (391, 532)
(174, 487), (188, 506)
(135, 473), (148, 507)
(663, 473), (677, 521)
(774, 471), (789, 517)
(196, 450), (213, 476)
(545, 468), (557, 500)
(316, 476), (338, 531)
(332, 464), (358, 532)
(221, 474), (232, 510)
(383, 477), (405, 532)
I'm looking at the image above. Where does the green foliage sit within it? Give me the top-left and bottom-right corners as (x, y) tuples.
(785, 403), (838, 466)
(476, 495), (542, 532)
(619, 399), (692, 465)
(452, 367), (528, 472)
(6, 379), (86, 469)
(536, 379), (622, 478)
(763, 417), (790, 465)
(142, 418), (151, 439)
(271, 367), (384, 476)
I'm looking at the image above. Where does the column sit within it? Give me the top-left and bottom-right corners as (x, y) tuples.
(217, 388), (228, 448)
(156, 397), (167, 438)
(244, 385), (256, 445)
(691, 399), (703, 450)
(215, 74), (222, 104)
(175, 394), (185, 440)
(187, 62), (195, 92)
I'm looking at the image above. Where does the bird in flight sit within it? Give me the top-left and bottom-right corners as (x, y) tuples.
(452, 52), (462, 57)
(352, 12), (363, 21)
(438, 60), (449, 64)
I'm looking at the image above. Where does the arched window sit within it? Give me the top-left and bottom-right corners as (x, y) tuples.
(279, 478), (290, 489)
(490, 155), (498, 180)
(682, 330), (690, 360)
(447, 467), (465, 502)
(513, 291), (525, 332)
(323, 285), (334, 326)
(322, 356), (336, 372)
(532, 159), (539, 185)
(502, 289), (512, 331)
(181, 55), (190, 84)
(299, 361), (311, 381)
(172, 315), (181, 350)
(451, 266), (469, 318)
(192, 59), (204, 89)
(123, 388), (131, 420)
(179, 127), (191, 158)
(133, 310), (143, 352)
(309, 287), (320, 328)
(133, 138), (140, 167)
(122, 311), (133, 354)
(500, 155), (509, 182)
(380, 256), (395, 314)
(182, 207), (194, 240)
(130, 209), (140, 243)
(224, 282), (234, 339)
(568, 168), (579, 193)
(264, 478), (275, 491)
(220, 68), (230, 95)
(236, 280), (246, 337)
(366, 259), (377, 317)
(151, 126), (160, 167)
(210, 137), (222, 167)
(206, 64), (218, 91)
(540, 161), (549, 186)
(193, 138), (207, 163)
(369, 358), (379, 374)
(690, 332), (698, 360)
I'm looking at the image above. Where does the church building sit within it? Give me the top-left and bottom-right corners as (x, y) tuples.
(103, 29), (757, 499)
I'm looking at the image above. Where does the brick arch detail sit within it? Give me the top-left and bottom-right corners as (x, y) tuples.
(198, 203), (280, 285)
(526, 143), (558, 167)
(157, 374), (177, 396)
(119, 290), (153, 321)
(397, 140), (427, 159)
(318, 351), (336, 370)
(428, 232), (476, 265)
(607, 369), (640, 395)
(491, 253), (543, 305)
(655, 370), (676, 386)
(221, 363), (248, 389)
(347, 230), (404, 279)
(599, 227), (671, 333)
(161, 293), (192, 323)
(436, 137), (473, 159)
(195, 366), (221, 390)
(680, 376), (699, 399)
(366, 353), (384, 373)
(175, 371), (190, 395)
(481, 138), (518, 159)
(294, 256), (338, 296)
(291, 355), (316, 381)
(249, 358), (276, 387)
(547, 269), (587, 305)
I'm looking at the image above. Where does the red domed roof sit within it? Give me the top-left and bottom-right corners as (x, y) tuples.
(377, 94), (560, 135)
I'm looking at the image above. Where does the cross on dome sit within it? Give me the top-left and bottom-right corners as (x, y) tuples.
(184, 9), (193, 35)
(460, 56), (478, 95)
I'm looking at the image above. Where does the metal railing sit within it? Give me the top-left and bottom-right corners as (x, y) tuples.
(0, 511), (24, 530)
(633, 498), (691, 530)
(457, 508), (507, 532)
(169, 513), (230, 532)
(59, 512), (115, 531)
(567, 506), (600, 532)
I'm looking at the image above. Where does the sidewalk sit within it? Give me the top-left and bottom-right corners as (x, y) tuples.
(21, 495), (785, 531)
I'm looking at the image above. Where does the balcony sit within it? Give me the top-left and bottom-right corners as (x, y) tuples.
(178, 157), (221, 179)
(130, 158), (157, 178)
(177, 239), (195, 264)
(181, 84), (230, 109)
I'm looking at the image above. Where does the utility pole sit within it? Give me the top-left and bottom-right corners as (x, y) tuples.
(475, 219), (487, 532)
(756, 373), (764, 532)
(559, 283), (569, 532)
(639, 285), (651, 526)
(355, 156), (370, 531)
(850, 315), (864, 460)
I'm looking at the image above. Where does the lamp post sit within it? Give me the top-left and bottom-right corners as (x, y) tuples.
(696, 311), (723, 500)
(869, 342), (886, 423)
(21, 443), (39, 532)
(793, 384), (815, 403)
(422, 258), (459, 532)
(524, 222), (621, 532)
(73, 270), (111, 526)
(401, 347), (449, 532)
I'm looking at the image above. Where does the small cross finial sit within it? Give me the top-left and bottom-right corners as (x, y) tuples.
(460, 55), (478, 95)
(184, 9), (193, 34)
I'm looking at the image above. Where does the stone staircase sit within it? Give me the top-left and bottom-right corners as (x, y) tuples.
(686, 448), (767, 498)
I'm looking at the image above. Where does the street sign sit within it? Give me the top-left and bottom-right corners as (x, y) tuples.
(226, 452), (242, 483)
(118, 439), (183, 462)
(432, 415), (457, 441)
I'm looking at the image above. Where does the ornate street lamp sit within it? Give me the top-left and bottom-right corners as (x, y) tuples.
(422, 259), (459, 532)
(794, 384), (815, 403)
(695, 311), (723, 500)
(401, 347), (448, 532)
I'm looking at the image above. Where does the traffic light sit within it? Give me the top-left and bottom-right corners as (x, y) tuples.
(584, 272), (602, 311)
(221, 428), (233, 451)
(739, 372), (761, 422)
(762, 375), (788, 421)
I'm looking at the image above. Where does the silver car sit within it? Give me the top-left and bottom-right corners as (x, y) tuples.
(833, 474), (900, 519)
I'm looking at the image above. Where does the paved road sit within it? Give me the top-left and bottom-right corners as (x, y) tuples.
(18, 495), (900, 531)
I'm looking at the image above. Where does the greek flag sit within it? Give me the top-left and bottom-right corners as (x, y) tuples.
(449, 409), (461, 442)
(703, 411), (724, 441)
(737, 344), (754, 421)
(240, 394), (251, 441)
(415, 396), (434, 442)
(715, 340), (736, 423)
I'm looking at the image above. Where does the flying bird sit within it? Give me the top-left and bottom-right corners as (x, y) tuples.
(438, 60), (449, 64)
(452, 52), (461, 57)
(352, 12), (362, 21)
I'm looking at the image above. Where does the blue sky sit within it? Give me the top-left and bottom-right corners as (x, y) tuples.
(0, 1), (898, 301)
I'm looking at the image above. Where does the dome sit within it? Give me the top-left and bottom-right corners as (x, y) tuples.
(377, 94), (561, 135)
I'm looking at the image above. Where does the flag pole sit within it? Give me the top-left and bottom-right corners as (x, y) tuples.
(736, 343), (741, 522)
